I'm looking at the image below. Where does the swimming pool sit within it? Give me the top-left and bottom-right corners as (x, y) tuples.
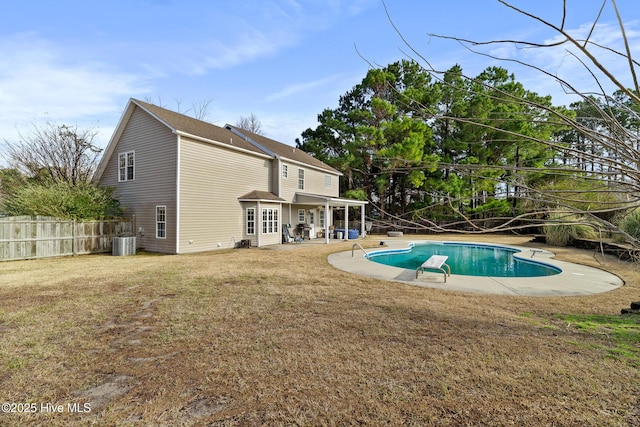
(367, 242), (561, 277)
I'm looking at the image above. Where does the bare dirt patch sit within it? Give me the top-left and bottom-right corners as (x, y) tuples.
(0, 234), (638, 426)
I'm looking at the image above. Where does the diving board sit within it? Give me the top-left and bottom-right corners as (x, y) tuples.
(416, 255), (451, 282)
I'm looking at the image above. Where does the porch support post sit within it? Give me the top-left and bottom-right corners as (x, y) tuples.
(344, 203), (349, 240)
(324, 199), (330, 244)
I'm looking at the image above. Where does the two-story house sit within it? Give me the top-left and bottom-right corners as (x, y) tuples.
(94, 98), (367, 253)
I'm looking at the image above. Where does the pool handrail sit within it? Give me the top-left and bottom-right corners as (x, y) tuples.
(352, 243), (369, 258)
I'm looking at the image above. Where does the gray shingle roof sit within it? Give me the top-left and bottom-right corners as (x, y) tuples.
(238, 190), (285, 201)
(133, 99), (340, 174)
(133, 99), (266, 156)
(225, 125), (340, 174)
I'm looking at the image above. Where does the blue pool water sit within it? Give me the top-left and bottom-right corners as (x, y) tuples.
(368, 242), (561, 277)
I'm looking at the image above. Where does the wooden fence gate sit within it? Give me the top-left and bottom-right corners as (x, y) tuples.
(0, 216), (134, 261)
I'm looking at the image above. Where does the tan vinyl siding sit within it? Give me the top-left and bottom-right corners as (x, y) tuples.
(98, 106), (177, 253)
(279, 161), (340, 201)
(178, 137), (272, 253)
(302, 167), (338, 196)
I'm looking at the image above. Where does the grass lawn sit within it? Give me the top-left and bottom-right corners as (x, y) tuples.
(0, 233), (639, 426)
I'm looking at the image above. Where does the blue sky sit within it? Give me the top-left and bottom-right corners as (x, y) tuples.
(1, 0), (639, 154)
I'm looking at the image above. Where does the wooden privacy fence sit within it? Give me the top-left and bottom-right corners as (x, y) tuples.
(0, 216), (134, 261)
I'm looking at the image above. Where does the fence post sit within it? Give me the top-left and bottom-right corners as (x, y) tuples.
(72, 219), (76, 256)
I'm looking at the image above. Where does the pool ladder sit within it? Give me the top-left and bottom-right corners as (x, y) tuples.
(352, 243), (369, 258)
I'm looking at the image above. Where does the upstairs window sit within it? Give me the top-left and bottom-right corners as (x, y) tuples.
(282, 164), (288, 178)
(298, 168), (305, 190)
(118, 151), (135, 182)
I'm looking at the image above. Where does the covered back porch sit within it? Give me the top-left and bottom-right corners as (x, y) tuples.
(283, 193), (368, 244)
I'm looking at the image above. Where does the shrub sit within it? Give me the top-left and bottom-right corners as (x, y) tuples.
(528, 174), (624, 221)
(2, 182), (122, 220)
(469, 198), (512, 217)
(618, 208), (640, 240)
(543, 212), (599, 246)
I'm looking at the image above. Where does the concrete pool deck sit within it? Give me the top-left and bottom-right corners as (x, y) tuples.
(327, 240), (624, 296)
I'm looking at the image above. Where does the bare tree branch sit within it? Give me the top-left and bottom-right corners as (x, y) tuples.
(236, 113), (264, 135)
(336, 1), (640, 247)
(2, 123), (102, 186)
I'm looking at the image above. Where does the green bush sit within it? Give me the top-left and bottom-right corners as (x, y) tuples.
(528, 174), (624, 220)
(468, 198), (512, 217)
(543, 212), (599, 246)
(2, 182), (122, 220)
(618, 208), (640, 240)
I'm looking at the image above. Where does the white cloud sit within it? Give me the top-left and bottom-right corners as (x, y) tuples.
(0, 32), (151, 147)
(171, 0), (377, 76)
(176, 27), (297, 75)
(265, 74), (347, 102)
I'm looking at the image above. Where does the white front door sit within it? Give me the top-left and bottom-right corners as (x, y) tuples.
(308, 210), (316, 238)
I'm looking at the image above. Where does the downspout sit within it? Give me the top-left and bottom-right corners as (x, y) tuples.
(176, 134), (181, 254)
(360, 203), (365, 238)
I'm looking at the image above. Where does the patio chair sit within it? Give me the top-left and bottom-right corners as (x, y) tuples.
(282, 224), (303, 243)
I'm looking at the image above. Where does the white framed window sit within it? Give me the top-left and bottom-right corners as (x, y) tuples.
(298, 209), (305, 223)
(298, 168), (305, 190)
(319, 210), (325, 228)
(118, 151), (135, 182)
(262, 208), (279, 234)
(324, 175), (332, 189)
(156, 206), (166, 239)
(246, 208), (255, 235)
(282, 164), (288, 178)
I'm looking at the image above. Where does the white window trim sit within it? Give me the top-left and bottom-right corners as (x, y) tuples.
(282, 164), (288, 178)
(118, 151), (135, 182)
(261, 208), (279, 234)
(298, 168), (305, 190)
(246, 208), (256, 235)
(298, 209), (305, 224)
(156, 205), (166, 239)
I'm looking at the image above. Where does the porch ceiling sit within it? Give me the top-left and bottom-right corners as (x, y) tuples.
(294, 192), (368, 207)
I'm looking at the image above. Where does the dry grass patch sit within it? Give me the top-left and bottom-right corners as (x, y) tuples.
(0, 234), (639, 426)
